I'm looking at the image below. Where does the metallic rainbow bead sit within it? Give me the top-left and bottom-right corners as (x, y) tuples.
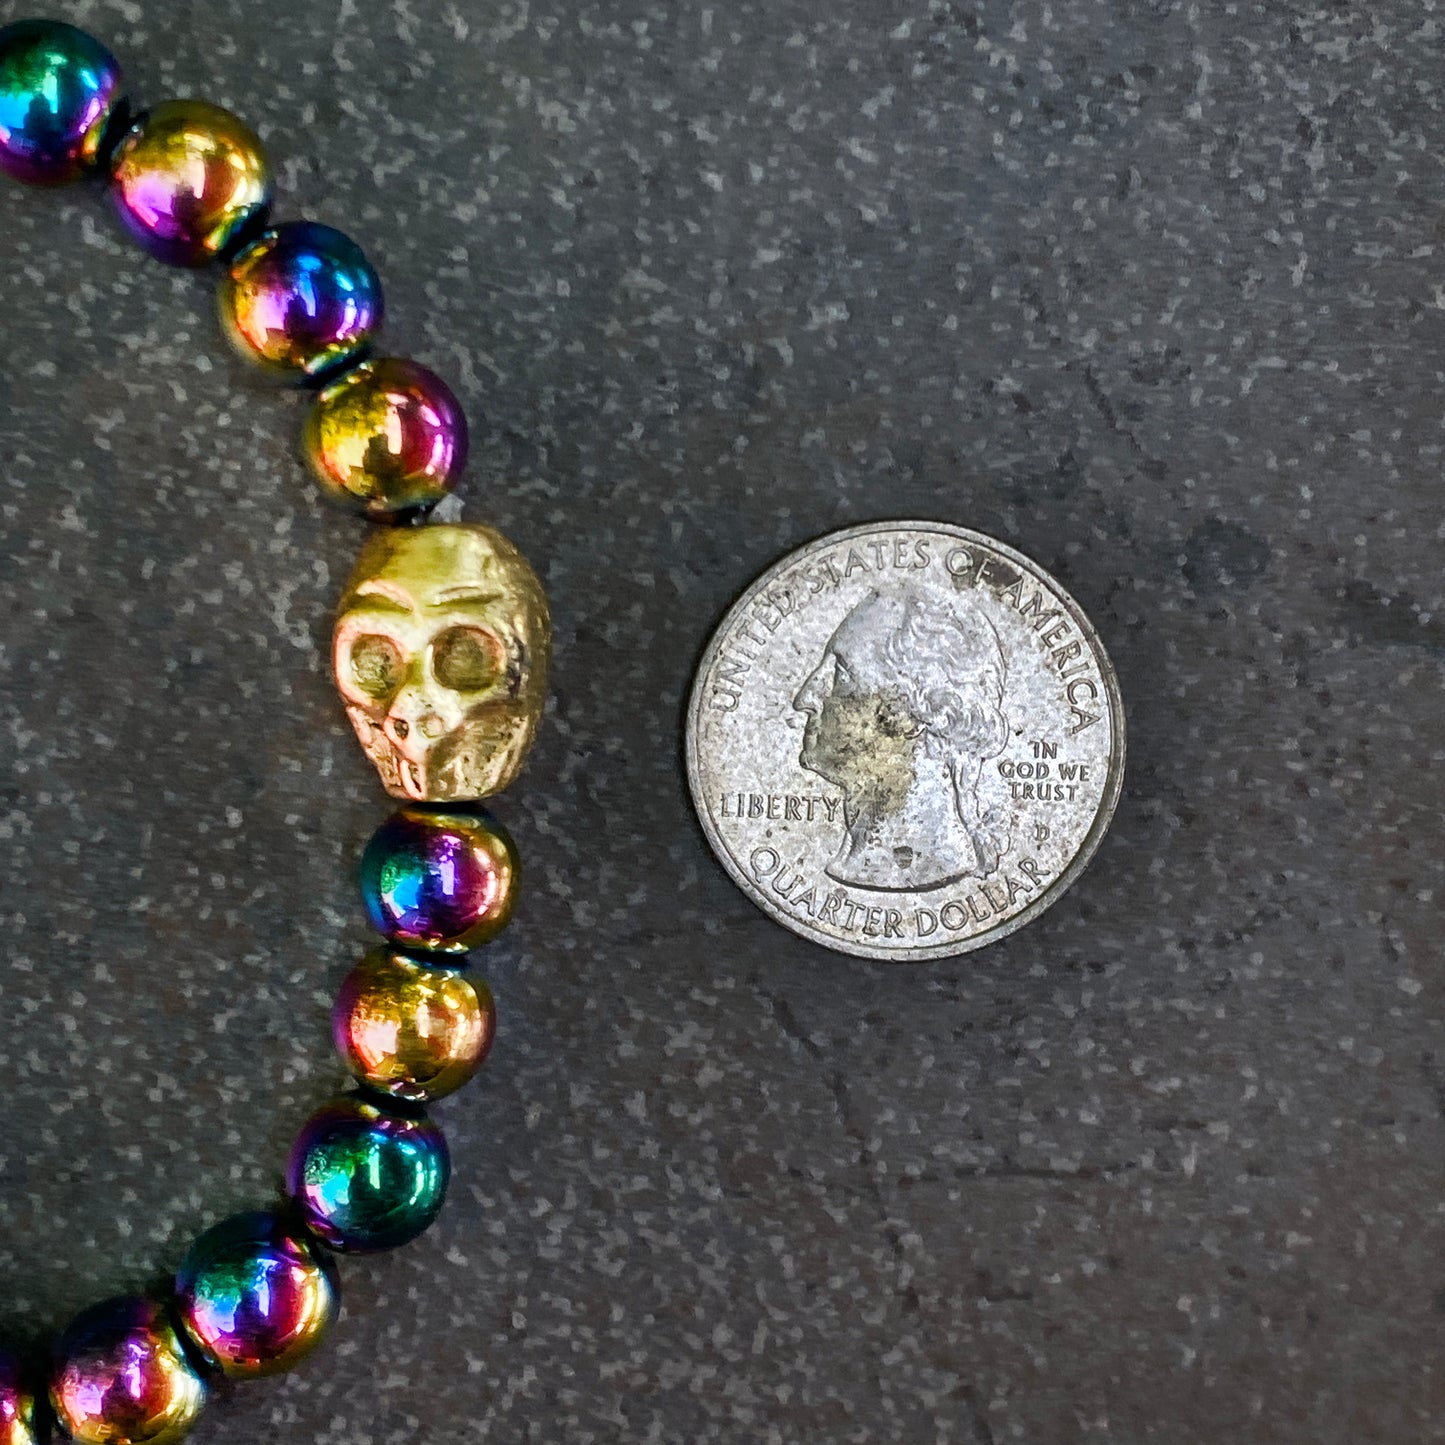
(175, 1211), (339, 1379)
(333, 947), (496, 1102)
(359, 805), (519, 955)
(303, 357), (470, 519)
(219, 220), (383, 381)
(0, 1347), (40, 1445)
(50, 1296), (207, 1445)
(287, 1095), (449, 1253)
(0, 19), (123, 185)
(109, 99), (272, 266)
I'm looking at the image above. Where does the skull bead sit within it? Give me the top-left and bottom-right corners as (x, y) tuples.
(333, 524), (550, 801)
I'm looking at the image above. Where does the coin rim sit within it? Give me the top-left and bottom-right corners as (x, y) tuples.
(685, 520), (1128, 961)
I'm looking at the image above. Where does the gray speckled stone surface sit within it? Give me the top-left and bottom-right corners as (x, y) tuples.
(1, 1), (1442, 1441)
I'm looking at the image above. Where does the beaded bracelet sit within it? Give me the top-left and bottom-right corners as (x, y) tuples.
(0, 20), (551, 1445)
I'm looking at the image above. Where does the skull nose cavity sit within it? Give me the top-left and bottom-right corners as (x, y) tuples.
(386, 713), (444, 744)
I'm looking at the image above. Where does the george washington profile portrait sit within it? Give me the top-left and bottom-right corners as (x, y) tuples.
(791, 587), (1012, 891)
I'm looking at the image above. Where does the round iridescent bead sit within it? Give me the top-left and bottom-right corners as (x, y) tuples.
(175, 1211), (339, 1379)
(287, 1095), (449, 1253)
(359, 805), (519, 955)
(303, 357), (470, 518)
(220, 220), (383, 381)
(0, 1347), (40, 1445)
(50, 1296), (207, 1445)
(110, 99), (272, 266)
(333, 947), (496, 1101)
(0, 19), (123, 185)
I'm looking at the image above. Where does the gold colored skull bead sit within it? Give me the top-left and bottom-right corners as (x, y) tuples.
(333, 525), (550, 801)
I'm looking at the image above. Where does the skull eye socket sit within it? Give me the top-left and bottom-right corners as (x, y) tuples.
(433, 626), (503, 692)
(349, 634), (406, 700)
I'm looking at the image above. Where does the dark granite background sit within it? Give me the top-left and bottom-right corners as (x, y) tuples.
(2, 1), (1442, 1441)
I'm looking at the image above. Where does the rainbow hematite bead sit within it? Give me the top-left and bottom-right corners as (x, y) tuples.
(0, 1347), (39, 1445)
(220, 220), (383, 380)
(359, 805), (520, 955)
(287, 1095), (450, 1253)
(175, 1211), (339, 1379)
(50, 1296), (207, 1445)
(109, 99), (273, 266)
(0, 19), (122, 184)
(333, 947), (497, 1102)
(304, 357), (470, 518)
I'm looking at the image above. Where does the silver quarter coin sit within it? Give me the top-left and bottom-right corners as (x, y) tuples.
(686, 521), (1126, 960)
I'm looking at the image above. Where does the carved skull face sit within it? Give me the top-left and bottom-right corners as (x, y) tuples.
(333, 524), (550, 801)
